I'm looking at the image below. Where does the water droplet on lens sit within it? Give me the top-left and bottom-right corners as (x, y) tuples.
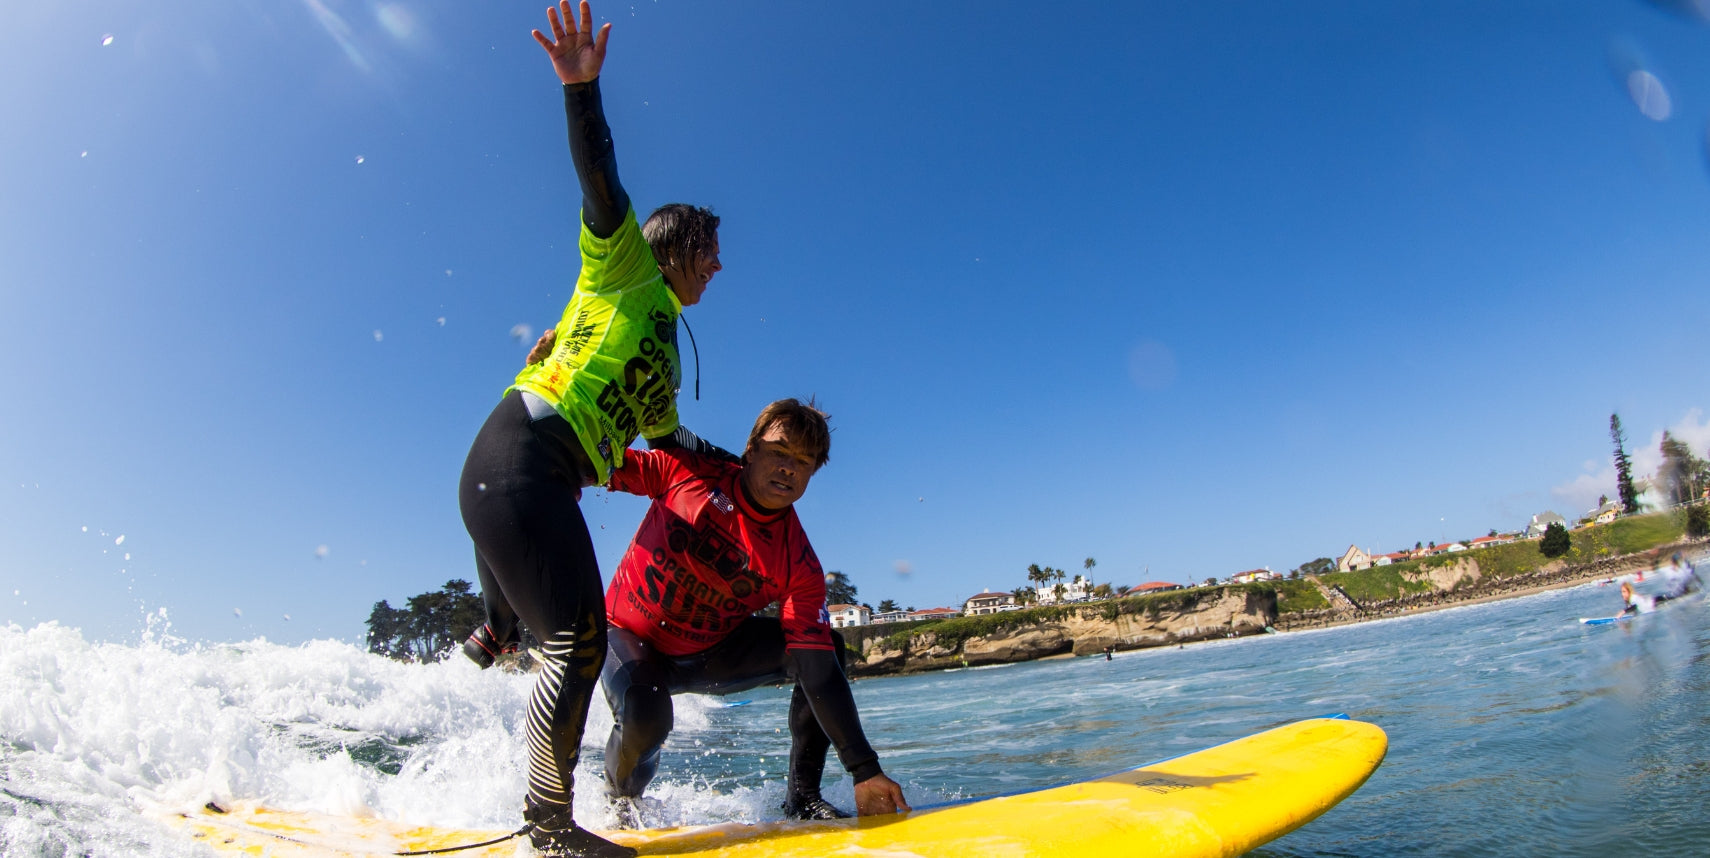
(101, 34), (114, 46)
(1627, 69), (1672, 121)
(373, 330), (384, 342)
(356, 155), (366, 164)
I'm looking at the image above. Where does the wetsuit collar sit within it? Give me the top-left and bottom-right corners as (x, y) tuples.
(735, 471), (788, 522)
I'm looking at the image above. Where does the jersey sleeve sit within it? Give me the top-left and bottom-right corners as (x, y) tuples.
(637, 398), (682, 444)
(606, 448), (678, 498)
(578, 208), (659, 297)
(779, 532), (835, 652)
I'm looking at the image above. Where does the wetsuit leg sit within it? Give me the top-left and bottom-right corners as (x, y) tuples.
(784, 631), (849, 802)
(466, 549), (522, 660)
(672, 618), (843, 802)
(601, 627), (676, 798)
(461, 392), (607, 812)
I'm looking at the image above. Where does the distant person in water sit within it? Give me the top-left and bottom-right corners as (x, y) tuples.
(457, 3), (734, 855)
(1655, 553), (1701, 601)
(598, 399), (911, 824)
(1618, 582), (1649, 617)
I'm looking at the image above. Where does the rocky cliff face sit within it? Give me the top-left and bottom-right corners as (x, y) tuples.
(1402, 558), (1482, 591)
(851, 587), (1277, 676)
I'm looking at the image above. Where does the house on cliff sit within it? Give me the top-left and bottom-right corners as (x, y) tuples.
(1133, 581), (1183, 594)
(1467, 534), (1514, 550)
(870, 609), (910, 624)
(1230, 569), (1280, 584)
(963, 591), (1014, 615)
(1034, 575), (1093, 604)
(1336, 545), (1372, 572)
(828, 604), (870, 628)
(1525, 511), (1567, 538)
(908, 607), (961, 621)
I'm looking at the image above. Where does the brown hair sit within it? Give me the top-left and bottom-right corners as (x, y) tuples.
(745, 398), (831, 469)
(642, 203), (720, 271)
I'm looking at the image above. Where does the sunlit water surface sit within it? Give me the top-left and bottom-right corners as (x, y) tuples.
(3, 566), (1706, 857)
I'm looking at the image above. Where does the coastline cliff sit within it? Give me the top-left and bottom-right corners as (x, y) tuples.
(839, 511), (1704, 677)
(843, 586), (1277, 677)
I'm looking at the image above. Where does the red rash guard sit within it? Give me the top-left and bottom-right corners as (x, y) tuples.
(606, 449), (833, 657)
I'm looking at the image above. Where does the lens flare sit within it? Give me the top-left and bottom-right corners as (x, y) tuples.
(1626, 70), (1672, 121)
(375, 4), (417, 41)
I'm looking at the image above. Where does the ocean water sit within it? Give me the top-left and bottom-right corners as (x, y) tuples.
(3, 566), (1706, 857)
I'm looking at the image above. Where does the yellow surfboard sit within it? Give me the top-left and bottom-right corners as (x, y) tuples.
(165, 716), (1386, 857)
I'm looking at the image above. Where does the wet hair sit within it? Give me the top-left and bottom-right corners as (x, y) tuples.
(744, 398), (831, 470)
(642, 203), (720, 271)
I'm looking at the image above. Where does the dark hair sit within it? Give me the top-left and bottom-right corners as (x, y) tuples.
(745, 398), (831, 469)
(642, 203), (720, 270)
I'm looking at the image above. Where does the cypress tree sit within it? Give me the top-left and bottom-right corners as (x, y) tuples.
(1611, 413), (1639, 514)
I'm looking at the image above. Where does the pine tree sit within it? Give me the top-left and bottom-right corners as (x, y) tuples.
(824, 571), (859, 607)
(1539, 522), (1571, 558)
(364, 580), (485, 662)
(1611, 413), (1639, 514)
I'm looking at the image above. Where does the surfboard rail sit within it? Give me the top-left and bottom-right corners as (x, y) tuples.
(163, 716), (1387, 857)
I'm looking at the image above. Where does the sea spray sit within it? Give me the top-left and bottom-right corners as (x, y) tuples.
(0, 619), (803, 856)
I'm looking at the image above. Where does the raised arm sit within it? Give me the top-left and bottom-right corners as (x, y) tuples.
(533, 1), (629, 238)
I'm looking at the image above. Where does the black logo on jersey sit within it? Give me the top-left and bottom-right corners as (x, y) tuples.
(663, 518), (762, 598)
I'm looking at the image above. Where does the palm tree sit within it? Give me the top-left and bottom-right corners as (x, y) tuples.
(1053, 582), (1068, 603)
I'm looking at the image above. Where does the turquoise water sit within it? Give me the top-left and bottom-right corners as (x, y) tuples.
(2, 571), (1705, 856)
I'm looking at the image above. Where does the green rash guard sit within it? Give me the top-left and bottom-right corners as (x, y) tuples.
(510, 207), (682, 485)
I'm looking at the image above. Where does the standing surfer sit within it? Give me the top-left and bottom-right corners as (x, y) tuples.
(459, 3), (729, 854)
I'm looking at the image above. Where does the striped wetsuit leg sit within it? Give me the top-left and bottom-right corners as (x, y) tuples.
(461, 391), (607, 810)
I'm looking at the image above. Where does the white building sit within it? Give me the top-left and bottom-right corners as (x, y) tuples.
(1336, 545), (1372, 573)
(827, 604), (870, 628)
(1525, 511), (1567, 538)
(1034, 576), (1093, 605)
(963, 591), (1014, 615)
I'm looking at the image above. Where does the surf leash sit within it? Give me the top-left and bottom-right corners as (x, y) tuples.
(188, 803), (531, 856)
(390, 824), (532, 855)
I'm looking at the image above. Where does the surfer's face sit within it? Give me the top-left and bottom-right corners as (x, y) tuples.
(664, 236), (721, 307)
(742, 422), (816, 510)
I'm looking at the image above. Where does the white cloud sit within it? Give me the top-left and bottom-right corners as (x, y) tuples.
(1556, 409), (1710, 513)
(1634, 408), (1710, 478)
(1551, 466), (1612, 516)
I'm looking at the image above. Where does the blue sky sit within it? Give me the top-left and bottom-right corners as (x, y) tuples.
(4, 1), (1709, 645)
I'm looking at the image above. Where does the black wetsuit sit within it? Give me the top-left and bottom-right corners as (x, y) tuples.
(459, 79), (727, 816)
(601, 619), (864, 803)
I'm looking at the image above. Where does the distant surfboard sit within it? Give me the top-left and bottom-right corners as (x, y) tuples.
(1579, 615), (1633, 626)
(165, 716), (1385, 858)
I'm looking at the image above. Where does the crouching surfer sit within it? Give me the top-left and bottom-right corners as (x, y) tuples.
(599, 399), (911, 825)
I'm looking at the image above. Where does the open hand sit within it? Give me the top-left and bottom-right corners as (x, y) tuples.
(532, 1), (609, 85)
(854, 773), (911, 817)
(526, 328), (557, 365)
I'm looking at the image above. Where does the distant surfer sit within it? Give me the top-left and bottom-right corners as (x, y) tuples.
(599, 400), (911, 823)
(457, 3), (734, 854)
(1617, 582), (1651, 617)
(1646, 554), (1701, 609)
